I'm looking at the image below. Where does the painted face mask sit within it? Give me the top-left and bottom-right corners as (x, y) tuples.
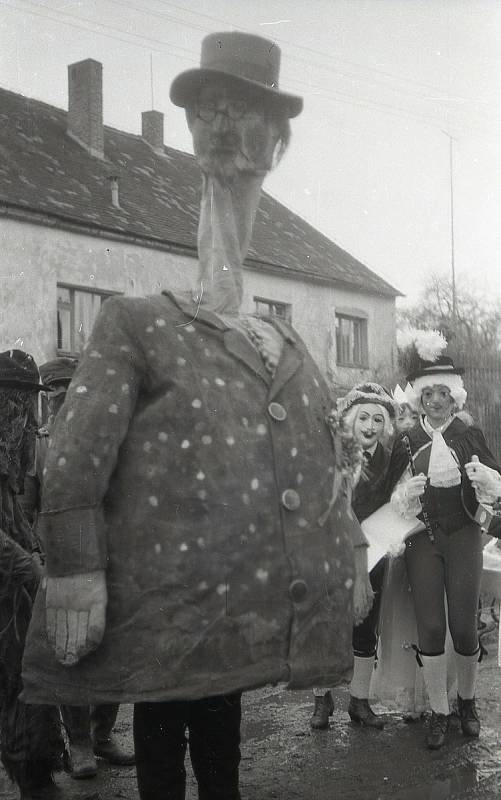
(187, 85), (282, 182)
(353, 403), (386, 450)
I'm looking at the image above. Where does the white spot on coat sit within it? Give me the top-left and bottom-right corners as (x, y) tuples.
(256, 569), (269, 583)
(76, 386), (87, 394)
(226, 436), (235, 446)
(181, 440), (190, 449)
(158, 432), (168, 442)
(251, 478), (259, 490)
(179, 542), (188, 552)
(257, 424), (267, 435)
(155, 318), (166, 327)
(201, 435), (212, 445)
(108, 404), (118, 414)
(106, 369), (116, 376)
(149, 496), (159, 507)
(196, 470), (205, 481)
(57, 457), (66, 467)
(192, 398), (202, 408)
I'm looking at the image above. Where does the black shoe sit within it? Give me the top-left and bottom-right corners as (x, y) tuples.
(310, 691), (334, 730)
(457, 695), (480, 737)
(348, 697), (385, 729)
(426, 712), (448, 750)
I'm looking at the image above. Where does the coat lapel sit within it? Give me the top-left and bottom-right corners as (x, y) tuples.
(267, 318), (304, 401)
(163, 292), (303, 391)
(268, 341), (304, 401)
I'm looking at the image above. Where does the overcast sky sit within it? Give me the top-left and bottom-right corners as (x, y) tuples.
(2, 0), (501, 306)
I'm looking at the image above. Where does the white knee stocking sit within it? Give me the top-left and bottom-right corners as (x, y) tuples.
(421, 653), (450, 715)
(350, 655), (376, 699)
(455, 648), (480, 700)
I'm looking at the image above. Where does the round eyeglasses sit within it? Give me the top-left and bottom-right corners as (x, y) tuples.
(196, 99), (250, 123)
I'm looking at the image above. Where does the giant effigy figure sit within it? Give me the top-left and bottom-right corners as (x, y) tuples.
(23, 32), (367, 800)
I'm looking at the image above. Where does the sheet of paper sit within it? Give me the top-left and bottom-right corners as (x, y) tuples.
(361, 503), (423, 571)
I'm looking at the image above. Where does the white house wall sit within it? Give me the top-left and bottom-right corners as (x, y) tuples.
(1, 217), (396, 389)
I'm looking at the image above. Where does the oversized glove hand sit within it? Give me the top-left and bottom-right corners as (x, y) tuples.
(465, 455), (501, 504)
(45, 570), (107, 666)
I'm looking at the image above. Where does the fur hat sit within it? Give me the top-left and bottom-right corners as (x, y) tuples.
(0, 349), (48, 392)
(39, 357), (78, 388)
(337, 382), (397, 419)
(170, 31), (303, 118)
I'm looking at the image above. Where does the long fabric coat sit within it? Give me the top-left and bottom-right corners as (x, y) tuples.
(23, 292), (355, 705)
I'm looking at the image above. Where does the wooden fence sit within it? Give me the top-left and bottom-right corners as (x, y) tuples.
(448, 348), (501, 463)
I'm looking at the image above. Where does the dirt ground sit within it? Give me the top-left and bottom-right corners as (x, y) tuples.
(2, 629), (501, 800)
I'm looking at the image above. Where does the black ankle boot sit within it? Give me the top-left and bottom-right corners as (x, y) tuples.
(426, 712), (448, 750)
(310, 691), (334, 730)
(348, 697), (385, 729)
(457, 695), (480, 737)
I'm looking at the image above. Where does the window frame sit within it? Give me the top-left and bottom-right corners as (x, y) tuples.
(56, 283), (120, 357)
(335, 311), (369, 368)
(253, 295), (292, 323)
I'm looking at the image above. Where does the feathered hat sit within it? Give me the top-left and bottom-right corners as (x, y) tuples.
(397, 328), (466, 409)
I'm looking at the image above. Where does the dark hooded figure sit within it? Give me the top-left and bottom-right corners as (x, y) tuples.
(0, 350), (64, 800)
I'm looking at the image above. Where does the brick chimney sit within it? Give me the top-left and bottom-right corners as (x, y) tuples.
(141, 110), (164, 153)
(67, 59), (104, 158)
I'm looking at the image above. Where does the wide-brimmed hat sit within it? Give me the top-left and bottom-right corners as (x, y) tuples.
(0, 349), (49, 391)
(406, 354), (464, 383)
(39, 357), (78, 388)
(337, 382), (397, 419)
(170, 31), (303, 118)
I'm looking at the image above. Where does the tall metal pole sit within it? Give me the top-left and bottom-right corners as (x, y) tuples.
(444, 132), (457, 331)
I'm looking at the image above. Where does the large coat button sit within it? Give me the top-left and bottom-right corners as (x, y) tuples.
(281, 489), (300, 510)
(268, 402), (287, 421)
(289, 578), (308, 602)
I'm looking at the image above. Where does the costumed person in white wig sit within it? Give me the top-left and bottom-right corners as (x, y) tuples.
(385, 329), (501, 749)
(310, 383), (397, 730)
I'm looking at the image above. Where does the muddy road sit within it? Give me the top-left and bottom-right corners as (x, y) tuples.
(3, 632), (501, 799)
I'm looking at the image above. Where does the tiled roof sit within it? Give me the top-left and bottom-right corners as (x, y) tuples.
(0, 87), (399, 297)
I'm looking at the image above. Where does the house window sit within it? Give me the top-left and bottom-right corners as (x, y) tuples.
(57, 284), (117, 354)
(335, 313), (368, 366)
(254, 296), (292, 322)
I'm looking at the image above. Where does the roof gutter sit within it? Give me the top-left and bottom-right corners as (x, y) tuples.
(0, 202), (401, 298)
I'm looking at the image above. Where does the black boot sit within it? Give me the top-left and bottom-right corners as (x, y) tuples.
(457, 695), (480, 738)
(348, 697), (385, 729)
(310, 692), (334, 730)
(426, 712), (448, 750)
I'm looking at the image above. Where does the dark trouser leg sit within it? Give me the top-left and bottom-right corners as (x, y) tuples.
(188, 692), (242, 800)
(90, 704), (119, 743)
(133, 701), (188, 800)
(445, 523), (483, 656)
(60, 706), (92, 745)
(352, 557), (386, 657)
(404, 531), (446, 654)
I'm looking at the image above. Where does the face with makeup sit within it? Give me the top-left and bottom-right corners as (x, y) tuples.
(420, 384), (455, 426)
(186, 82), (283, 182)
(353, 403), (386, 450)
(395, 403), (419, 433)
